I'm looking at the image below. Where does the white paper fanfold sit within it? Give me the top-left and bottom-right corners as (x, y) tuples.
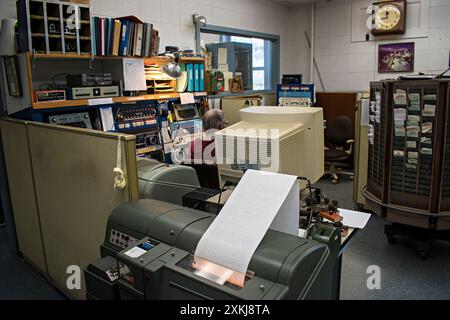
(194, 170), (299, 279)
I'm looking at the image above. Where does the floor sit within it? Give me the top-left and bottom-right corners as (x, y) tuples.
(0, 226), (65, 300)
(1, 177), (450, 300)
(316, 177), (450, 300)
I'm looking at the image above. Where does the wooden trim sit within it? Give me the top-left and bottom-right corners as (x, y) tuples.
(32, 53), (206, 63)
(25, 52), (35, 104)
(32, 92), (207, 109)
(124, 138), (139, 201)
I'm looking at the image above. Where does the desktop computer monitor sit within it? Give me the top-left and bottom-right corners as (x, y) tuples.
(215, 106), (324, 185)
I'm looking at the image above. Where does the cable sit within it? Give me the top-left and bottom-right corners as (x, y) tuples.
(50, 73), (69, 83)
(298, 177), (314, 238)
(113, 136), (127, 190)
(435, 67), (450, 79)
(216, 181), (232, 215)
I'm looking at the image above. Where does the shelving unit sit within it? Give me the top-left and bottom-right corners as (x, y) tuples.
(21, 52), (207, 110)
(32, 92), (208, 109)
(17, 0), (93, 55)
(365, 79), (450, 229)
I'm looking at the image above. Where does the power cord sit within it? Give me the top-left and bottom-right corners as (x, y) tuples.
(297, 176), (314, 239)
(216, 181), (232, 215)
(113, 136), (127, 190)
(436, 67), (450, 79)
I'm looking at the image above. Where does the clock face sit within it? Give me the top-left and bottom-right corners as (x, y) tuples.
(375, 4), (401, 31)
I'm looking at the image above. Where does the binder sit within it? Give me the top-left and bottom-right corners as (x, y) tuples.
(106, 18), (112, 55)
(187, 63), (194, 92)
(119, 21), (127, 56)
(112, 20), (121, 56)
(194, 64), (200, 92)
(199, 64), (205, 92)
(127, 22), (135, 56)
(135, 23), (143, 56)
(93, 17), (100, 55)
(141, 23), (147, 57)
(119, 20), (129, 56)
(144, 24), (151, 57)
(100, 18), (105, 56)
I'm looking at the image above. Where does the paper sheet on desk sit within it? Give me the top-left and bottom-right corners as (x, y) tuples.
(194, 170), (299, 284)
(100, 107), (115, 132)
(339, 208), (371, 229)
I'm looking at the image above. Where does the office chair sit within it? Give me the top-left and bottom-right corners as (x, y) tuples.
(187, 163), (220, 190)
(325, 116), (354, 184)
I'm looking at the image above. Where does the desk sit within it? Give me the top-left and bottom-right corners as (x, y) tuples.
(196, 187), (361, 299)
(299, 226), (357, 299)
(334, 227), (357, 300)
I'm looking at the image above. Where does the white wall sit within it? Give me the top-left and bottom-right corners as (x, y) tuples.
(311, 0), (450, 92)
(0, 0), (313, 80)
(5, 0), (446, 93)
(284, 4), (312, 82)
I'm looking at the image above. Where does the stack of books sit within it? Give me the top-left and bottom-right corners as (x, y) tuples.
(92, 16), (160, 57)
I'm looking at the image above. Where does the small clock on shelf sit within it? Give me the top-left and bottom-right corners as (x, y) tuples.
(372, 0), (406, 36)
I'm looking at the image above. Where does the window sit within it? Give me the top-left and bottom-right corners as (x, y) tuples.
(199, 25), (279, 93)
(225, 36), (272, 91)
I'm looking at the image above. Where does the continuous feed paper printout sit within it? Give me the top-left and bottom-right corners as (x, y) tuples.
(194, 170), (299, 285)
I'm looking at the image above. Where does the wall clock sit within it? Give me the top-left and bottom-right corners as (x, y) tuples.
(372, 0), (407, 35)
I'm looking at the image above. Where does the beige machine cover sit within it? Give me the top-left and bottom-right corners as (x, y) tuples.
(216, 107), (325, 185)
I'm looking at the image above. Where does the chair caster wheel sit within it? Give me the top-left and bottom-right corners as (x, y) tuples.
(332, 179), (338, 185)
(387, 235), (397, 245)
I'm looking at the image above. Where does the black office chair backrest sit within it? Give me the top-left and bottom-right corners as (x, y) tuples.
(187, 163), (220, 190)
(327, 116), (353, 147)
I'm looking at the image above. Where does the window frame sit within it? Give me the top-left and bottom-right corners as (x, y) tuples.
(198, 24), (280, 95)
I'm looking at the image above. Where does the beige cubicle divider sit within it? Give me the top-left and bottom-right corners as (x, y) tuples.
(353, 92), (370, 209)
(0, 119), (47, 275)
(0, 118), (138, 300)
(221, 93), (275, 125)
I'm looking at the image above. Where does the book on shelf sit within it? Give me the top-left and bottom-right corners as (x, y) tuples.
(92, 15), (159, 57)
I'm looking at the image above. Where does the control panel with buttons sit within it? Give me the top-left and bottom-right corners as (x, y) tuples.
(109, 229), (138, 249)
(279, 97), (312, 107)
(48, 112), (93, 129)
(114, 104), (158, 131)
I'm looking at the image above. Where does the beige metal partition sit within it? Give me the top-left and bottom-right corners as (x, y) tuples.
(0, 118), (138, 299)
(353, 92), (370, 209)
(0, 119), (47, 274)
(221, 93), (276, 125)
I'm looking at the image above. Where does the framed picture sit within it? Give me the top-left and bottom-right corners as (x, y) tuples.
(3, 56), (22, 97)
(378, 42), (415, 73)
(229, 74), (244, 93)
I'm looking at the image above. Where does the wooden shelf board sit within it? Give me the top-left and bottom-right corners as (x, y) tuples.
(30, 15), (89, 24)
(31, 54), (206, 63)
(179, 57), (206, 62)
(33, 99), (88, 109)
(32, 92), (207, 110)
(33, 53), (92, 59)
